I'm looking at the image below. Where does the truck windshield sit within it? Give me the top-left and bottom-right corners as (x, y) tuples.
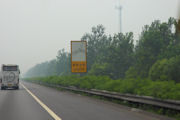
(3, 66), (18, 71)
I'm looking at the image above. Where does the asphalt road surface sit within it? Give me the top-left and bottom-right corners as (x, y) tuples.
(0, 81), (174, 120)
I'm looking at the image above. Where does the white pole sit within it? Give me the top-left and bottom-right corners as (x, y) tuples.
(116, 5), (123, 33)
(119, 5), (122, 33)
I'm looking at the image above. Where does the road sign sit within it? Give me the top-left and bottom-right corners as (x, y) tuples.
(71, 41), (87, 73)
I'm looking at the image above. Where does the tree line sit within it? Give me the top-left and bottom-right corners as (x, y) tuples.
(24, 17), (180, 83)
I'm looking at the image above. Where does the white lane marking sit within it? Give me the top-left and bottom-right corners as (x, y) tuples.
(21, 83), (62, 120)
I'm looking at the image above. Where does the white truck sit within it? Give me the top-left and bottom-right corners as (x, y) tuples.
(0, 64), (20, 90)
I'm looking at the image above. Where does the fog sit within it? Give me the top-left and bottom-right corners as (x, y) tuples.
(0, 0), (179, 73)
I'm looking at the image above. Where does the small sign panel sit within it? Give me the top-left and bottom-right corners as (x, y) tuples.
(71, 41), (87, 73)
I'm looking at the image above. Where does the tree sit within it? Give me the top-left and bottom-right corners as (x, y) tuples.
(103, 32), (134, 79)
(131, 18), (176, 78)
(81, 25), (109, 71)
(56, 49), (71, 75)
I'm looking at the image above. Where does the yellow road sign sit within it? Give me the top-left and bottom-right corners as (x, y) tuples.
(71, 41), (87, 73)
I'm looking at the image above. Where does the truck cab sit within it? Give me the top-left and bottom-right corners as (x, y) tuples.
(0, 64), (20, 90)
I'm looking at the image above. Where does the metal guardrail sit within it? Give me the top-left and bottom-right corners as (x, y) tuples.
(32, 81), (180, 111)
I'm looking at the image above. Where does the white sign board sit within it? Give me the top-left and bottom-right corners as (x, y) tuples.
(71, 42), (86, 61)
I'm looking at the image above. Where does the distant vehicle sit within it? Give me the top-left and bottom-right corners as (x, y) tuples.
(0, 64), (20, 90)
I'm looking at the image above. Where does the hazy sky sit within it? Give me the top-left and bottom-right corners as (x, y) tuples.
(0, 0), (179, 73)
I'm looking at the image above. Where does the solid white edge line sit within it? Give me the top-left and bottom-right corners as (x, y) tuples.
(21, 83), (62, 120)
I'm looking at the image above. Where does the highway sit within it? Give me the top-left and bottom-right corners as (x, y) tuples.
(0, 81), (173, 120)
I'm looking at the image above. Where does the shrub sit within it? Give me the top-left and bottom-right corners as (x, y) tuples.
(23, 75), (180, 100)
(149, 56), (180, 82)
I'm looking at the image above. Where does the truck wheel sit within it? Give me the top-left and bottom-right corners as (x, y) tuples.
(1, 87), (4, 90)
(16, 86), (19, 90)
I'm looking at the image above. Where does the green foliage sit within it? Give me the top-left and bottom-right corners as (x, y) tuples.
(149, 59), (170, 81)
(149, 56), (180, 82)
(24, 59), (58, 77)
(133, 18), (177, 78)
(82, 31), (134, 79)
(56, 49), (71, 75)
(24, 49), (71, 77)
(102, 32), (134, 79)
(125, 66), (139, 79)
(24, 76), (180, 100)
(81, 25), (109, 71)
(88, 63), (110, 76)
(25, 17), (180, 87)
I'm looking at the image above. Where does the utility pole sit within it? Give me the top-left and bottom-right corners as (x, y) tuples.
(115, 4), (123, 33)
